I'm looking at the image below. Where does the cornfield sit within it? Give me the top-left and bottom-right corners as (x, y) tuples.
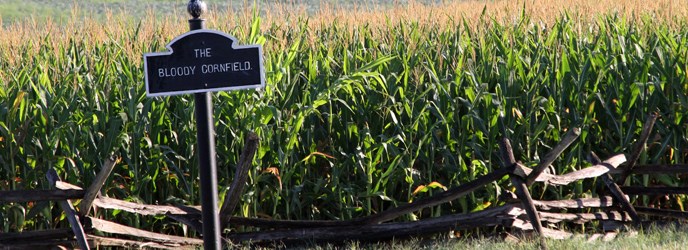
(1, 0), (687, 235)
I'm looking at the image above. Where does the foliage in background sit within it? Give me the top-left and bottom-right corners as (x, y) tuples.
(0, 0), (444, 26)
(0, 0), (686, 236)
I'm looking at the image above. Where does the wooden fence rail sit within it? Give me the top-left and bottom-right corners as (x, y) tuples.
(1, 121), (686, 249)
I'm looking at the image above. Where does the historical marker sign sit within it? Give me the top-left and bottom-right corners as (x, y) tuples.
(144, 29), (265, 96)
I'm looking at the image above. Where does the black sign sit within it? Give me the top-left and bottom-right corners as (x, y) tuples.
(144, 30), (264, 96)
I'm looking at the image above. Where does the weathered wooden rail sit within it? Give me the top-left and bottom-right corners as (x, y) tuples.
(1, 114), (687, 249)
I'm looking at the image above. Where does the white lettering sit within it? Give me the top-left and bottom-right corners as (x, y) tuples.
(194, 48), (212, 58)
(199, 61), (252, 74)
(157, 66), (196, 78)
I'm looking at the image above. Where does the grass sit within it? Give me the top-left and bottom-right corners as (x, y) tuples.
(0, 0), (440, 26)
(448, 227), (688, 250)
(0, 0), (686, 242)
(0, 0), (177, 24)
(238, 224), (688, 249)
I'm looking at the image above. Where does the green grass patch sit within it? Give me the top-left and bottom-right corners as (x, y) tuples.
(248, 224), (688, 250)
(0, 0), (427, 26)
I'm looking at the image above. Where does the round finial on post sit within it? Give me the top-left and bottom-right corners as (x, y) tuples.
(187, 0), (207, 19)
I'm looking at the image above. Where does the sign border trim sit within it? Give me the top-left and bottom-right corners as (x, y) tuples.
(143, 29), (266, 97)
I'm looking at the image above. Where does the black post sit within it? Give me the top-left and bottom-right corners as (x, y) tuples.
(188, 1), (221, 249)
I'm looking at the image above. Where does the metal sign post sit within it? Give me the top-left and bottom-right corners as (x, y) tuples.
(189, 2), (221, 249)
(142, 1), (265, 249)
